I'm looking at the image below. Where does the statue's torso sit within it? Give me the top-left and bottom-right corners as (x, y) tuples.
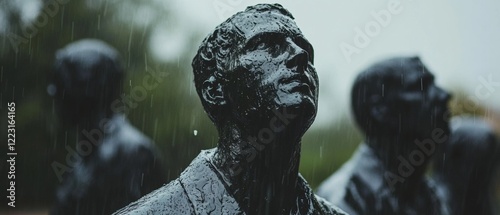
(317, 144), (447, 215)
(114, 149), (347, 215)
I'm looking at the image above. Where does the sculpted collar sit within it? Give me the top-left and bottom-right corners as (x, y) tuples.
(179, 149), (338, 215)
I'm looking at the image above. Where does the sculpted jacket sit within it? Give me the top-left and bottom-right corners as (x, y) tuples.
(317, 144), (448, 215)
(114, 149), (348, 215)
(51, 116), (165, 215)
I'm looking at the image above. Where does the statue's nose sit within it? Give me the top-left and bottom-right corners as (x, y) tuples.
(285, 38), (308, 71)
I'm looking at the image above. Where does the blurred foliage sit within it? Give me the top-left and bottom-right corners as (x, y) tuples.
(300, 119), (362, 188)
(0, 0), (498, 212)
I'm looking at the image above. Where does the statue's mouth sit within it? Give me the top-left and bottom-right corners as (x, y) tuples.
(280, 74), (316, 94)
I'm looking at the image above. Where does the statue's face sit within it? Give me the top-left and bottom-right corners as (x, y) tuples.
(224, 17), (318, 128)
(53, 51), (118, 126)
(389, 69), (451, 136)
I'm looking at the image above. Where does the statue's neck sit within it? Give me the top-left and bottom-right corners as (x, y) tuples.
(74, 114), (124, 161)
(366, 134), (430, 196)
(73, 110), (112, 132)
(213, 123), (302, 214)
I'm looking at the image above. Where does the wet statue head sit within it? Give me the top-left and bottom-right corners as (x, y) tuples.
(315, 56), (452, 214)
(192, 3), (318, 136)
(49, 39), (124, 126)
(351, 56), (451, 139)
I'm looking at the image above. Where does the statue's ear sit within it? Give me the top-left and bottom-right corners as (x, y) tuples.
(202, 76), (226, 106)
(369, 95), (390, 125)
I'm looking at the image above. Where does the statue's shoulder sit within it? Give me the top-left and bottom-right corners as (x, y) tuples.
(315, 195), (350, 215)
(113, 148), (242, 215)
(315, 144), (388, 215)
(112, 179), (194, 215)
(113, 119), (155, 152)
(317, 144), (382, 201)
(295, 174), (349, 215)
(98, 118), (160, 166)
(178, 149), (244, 214)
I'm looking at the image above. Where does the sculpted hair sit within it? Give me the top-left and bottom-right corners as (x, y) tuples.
(351, 56), (422, 135)
(191, 3), (294, 125)
(53, 39), (124, 106)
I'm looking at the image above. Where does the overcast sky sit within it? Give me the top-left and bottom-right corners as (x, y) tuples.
(154, 0), (500, 127)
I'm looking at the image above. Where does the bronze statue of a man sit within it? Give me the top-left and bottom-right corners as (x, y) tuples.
(434, 117), (499, 215)
(317, 56), (450, 215)
(114, 4), (346, 215)
(49, 39), (166, 215)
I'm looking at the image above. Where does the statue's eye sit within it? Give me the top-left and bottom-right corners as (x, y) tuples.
(256, 42), (267, 50)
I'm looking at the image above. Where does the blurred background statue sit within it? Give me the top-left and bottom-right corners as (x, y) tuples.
(114, 4), (346, 215)
(317, 56), (451, 215)
(434, 117), (500, 215)
(49, 39), (166, 215)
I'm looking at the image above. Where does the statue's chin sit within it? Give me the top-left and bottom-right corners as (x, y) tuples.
(278, 90), (316, 106)
(233, 94), (317, 134)
(281, 98), (317, 133)
(286, 94), (317, 114)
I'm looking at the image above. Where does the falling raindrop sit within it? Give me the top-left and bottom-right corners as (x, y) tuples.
(97, 15), (101, 30)
(382, 84), (384, 97)
(150, 94), (154, 107)
(47, 84), (56, 96)
(319, 146), (323, 159)
(71, 22), (74, 41)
